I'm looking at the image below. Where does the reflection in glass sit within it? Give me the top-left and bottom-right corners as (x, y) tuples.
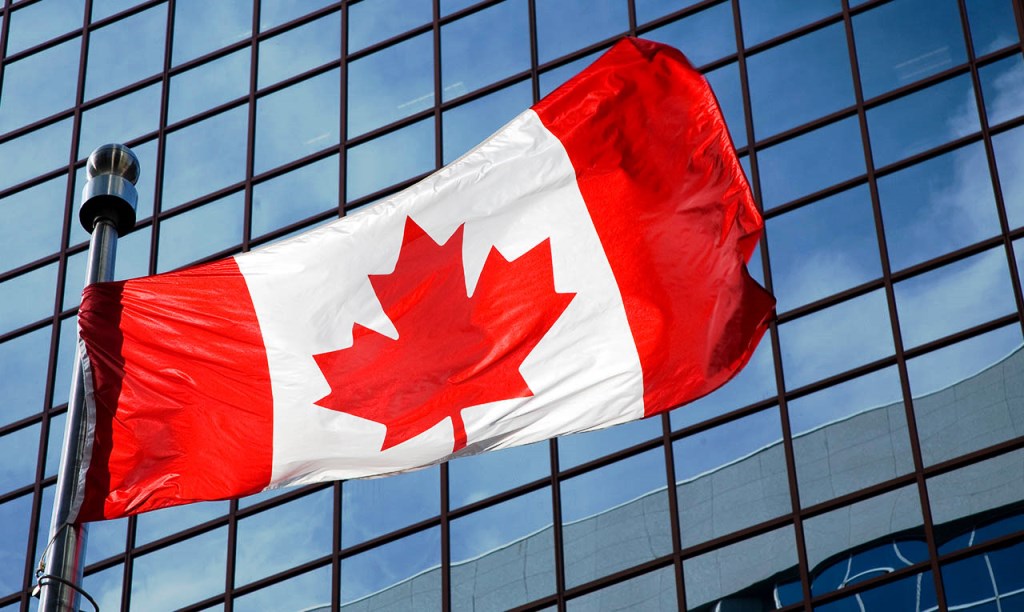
(157, 192), (244, 272)
(941, 544), (1024, 611)
(252, 155), (339, 239)
(867, 74), (979, 168)
(643, 2), (734, 68)
(135, 501), (229, 546)
(0, 176), (66, 274)
(78, 84), (161, 159)
(254, 69), (341, 174)
(5, 0), (82, 55)
(671, 338), (777, 430)
(441, 0), (529, 102)
(0, 495), (32, 598)
(993, 125), (1024, 229)
(234, 565), (331, 611)
(82, 563), (123, 612)
(341, 527), (441, 608)
(346, 118), (434, 201)
(739, 0), (839, 47)
(634, 0), (703, 24)
(558, 418), (660, 469)
(853, 0), (966, 99)
(172, 0), (252, 66)
(978, 53), (1024, 126)
(675, 408), (787, 546)
(84, 5), (166, 101)
(0, 121), (73, 196)
(168, 49), (250, 125)
(347, 33), (433, 136)
(779, 289), (894, 390)
(538, 50), (601, 98)
(803, 485), (924, 597)
(451, 488), (554, 610)
(258, 10), (340, 88)
(0, 424), (39, 496)
(562, 450), (669, 587)
(161, 106), (249, 210)
(683, 525), (797, 610)
(757, 117), (865, 209)
(0, 38), (79, 134)
(235, 488), (332, 585)
(0, 326), (50, 426)
(44, 412), (65, 478)
(791, 367), (912, 507)
(82, 515), (127, 565)
(535, 0), (627, 64)
(259, 0), (336, 31)
(51, 315), (77, 408)
(442, 81), (531, 163)
(966, 0), (1019, 55)
(341, 466), (438, 547)
(878, 144), (999, 271)
(0, 261), (57, 335)
(566, 565), (676, 611)
(449, 441), (548, 508)
(768, 185), (879, 312)
(894, 247), (1015, 348)
(348, 0), (431, 52)
(907, 326), (1024, 465)
(814, 569), (936, 611)
(129, 527), (228, 610)
(748, 23), (854, 139)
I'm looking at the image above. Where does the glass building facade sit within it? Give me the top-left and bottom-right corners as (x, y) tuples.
(2, 0), (1024, 609)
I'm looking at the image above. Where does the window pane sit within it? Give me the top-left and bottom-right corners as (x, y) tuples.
(6, 0), (83, 55)
(341, 466), (438, 547)
(51, 315), (77, 408)
(135, 500), (229, 545)
(441, 0), (529, 101)
(83, 515), (127, 565)
(993, 125), (1024, 229)
(929, 448), (1024, 548)
(978, 52), (1024, 126)
(449, 441), (548, 508)
(791, 367), (912, 507)
(0, 494), (32, 597)
(258, 10), (340, 88)
(567, 565), (676, 611)
(252, 155), (339, 239)
(348, 0), (431, 52)
(908, 326), (1024, 465)
(168, 49), (250, 125)
(635, 0), (703, 24)
(558, 418), (660, 468)
(748, 23), (854, 139)
(0, 176), (66, 273)
(815, 570), (936, 612)
(643, 2), (735, 68)
(768, 185), (880, 312)
(233, 565), (331, 611)
(0, 424), (40, 496)
(675, 408), (788, 546)
(683, 526), (797, 610)
(758, 117), (865, 209)
(779, 289), (894, 389)
(0, 119), (72, 192)
(894, 248), (1015, 348)
(853, 0), (966, 99)
(0, 326), (51, 425)
(739, 0), (840, 46)
(161, 106), (249, 210)
(0, 38), (79, 134)
(562, 449), (669, 587)
(346, 118), (434, 201)
(442, 81), (531, 163)
(157, 192), (245, 272)
(130, 528), (228, 610)
(451, 488), (554, 610)
(172, 0), (252, 66)
(703, 62), (746, 149)
(259, 0), (336, 32)
(78, 84), (161, 159)
(340, 527), (440, 608)
(235, 489), (332, 585)
(0, 261), (57, 335)
(84, 5), (167, 101)
(538, 50), (601, 98)
(254, 69), (341, 174)
(536, 0), (627, 64)
(966, 0), (1019, 55)
(83, 563), (123, 612)
(347, 33), (433, 137)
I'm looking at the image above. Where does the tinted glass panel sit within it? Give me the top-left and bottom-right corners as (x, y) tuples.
(442, 81), (531, 163)
(966, 0), (1019, 55)
(340, 527), (441, 608)
(168, 49), (250, 125)
(739, 0), (840, 46)
(978, 52), (1024, 126)
(441, 0), (529, 101)
(535, 0), (626, 64)
(347, 33), (433, 136)
(252, 155), (339, 239)
(84, 5), (166, 101)
(0, 176), (66, 273)
(129, 528), (228, 610)
(257, 10), (340, 88)
(348, 0), (431, 51)
(683, 526), (797, 610)
(157, 192), (245, 271)
(0, 38), (79, 134)
(341, 466), (439, 547)
(346, 118), (435, 201)
(254, 69), (341, 174)
(172, 0), (252, 66)
(6, 0), (83, 55)
(0, 325), (51, 425)
(235, 489), (332, 585)
(643, 2), (735, 68)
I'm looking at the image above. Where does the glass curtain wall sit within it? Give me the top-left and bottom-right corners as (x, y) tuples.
(1, 0), (1023, 610)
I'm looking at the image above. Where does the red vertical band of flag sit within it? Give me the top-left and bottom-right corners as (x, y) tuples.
(78, 258), (273, 520)
(533, 38), (774, 415)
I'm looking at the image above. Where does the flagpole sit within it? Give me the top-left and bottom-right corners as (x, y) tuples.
(37, 144), (140, 612)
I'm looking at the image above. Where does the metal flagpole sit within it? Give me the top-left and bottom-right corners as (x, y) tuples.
(36, 144), (140, 612)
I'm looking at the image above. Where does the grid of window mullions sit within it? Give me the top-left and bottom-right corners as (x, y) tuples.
(1, 0), (1024, 609)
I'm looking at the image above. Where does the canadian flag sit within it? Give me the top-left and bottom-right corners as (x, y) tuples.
(75, 38), (774, 521)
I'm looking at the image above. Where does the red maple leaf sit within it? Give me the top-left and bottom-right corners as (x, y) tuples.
(313, 217), (575, 453)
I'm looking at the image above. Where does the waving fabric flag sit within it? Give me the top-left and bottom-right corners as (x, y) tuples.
(75, 37), (775, 521)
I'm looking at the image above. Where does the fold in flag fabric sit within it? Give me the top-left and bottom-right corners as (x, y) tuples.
(75, 37), (775, 521)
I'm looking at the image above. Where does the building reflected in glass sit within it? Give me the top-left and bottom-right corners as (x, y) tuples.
(1, 0), (1023, 610)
